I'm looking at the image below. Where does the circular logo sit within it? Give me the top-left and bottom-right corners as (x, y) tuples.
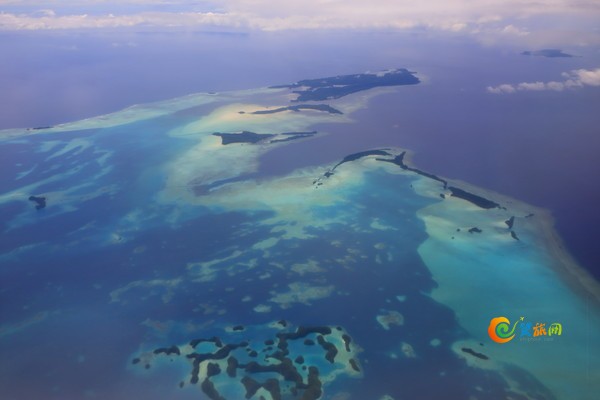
(488, 316), (519, 343)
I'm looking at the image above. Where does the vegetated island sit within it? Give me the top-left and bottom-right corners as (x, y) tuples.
(312, 150), (392, 186)
(270, 131), (318, 143)
(447, 186), (500, 209)
(376, 151), (448, 188)
(213, 131), (318, 145)
(213, 131), (275, 145)
(461, 347), (489, 360)
(521, 49), (574, 58)
(331, 149), (392, 171)
(28, 195), (47, 210)
(251, 104), (343, 115)
(271, 68), (420, 102)
(317, 149), (502, 211)
(505, 216), (515, 229)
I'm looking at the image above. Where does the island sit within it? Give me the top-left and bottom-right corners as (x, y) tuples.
(320, 149), (501, 210)
(505, 216), (515, 229)
(269, 131), (318, 143)
(251, 104), (342, 115)
(213, 131), (319, 145)
(332, 149), (392, 170)
(28, 195), (47, 210)
(521, 49), (574, 58)
(213, 131), (276, 145)
(447, 187), (500, 209)
(153, 345), (180, 356)
(312, 149), (393, 186)
(461, 347), (489, 360)
(272, 69), (420, 102)
(376, 151), (448, 188)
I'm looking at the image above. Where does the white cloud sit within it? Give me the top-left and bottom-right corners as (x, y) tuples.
(500, 24), (529, 36)
(0, 11), (238, 30)
(572, 68), (600, 86)
(487, 68), (600, 94)
(546, 81), (566, 91)
(0, 0), (598, 49)
(517, 82), (546, 91)
(111, 41), (137, 47)
(0, 0), (598, 34)
(487, 84), (517, 94)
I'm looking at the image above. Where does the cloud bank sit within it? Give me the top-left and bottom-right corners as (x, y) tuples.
(0, 0), (598, 34)
(0, 11), (238, 30)
(487, 68), (600, 94)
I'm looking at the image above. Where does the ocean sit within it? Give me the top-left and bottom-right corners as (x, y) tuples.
(1, 29), (599, 400)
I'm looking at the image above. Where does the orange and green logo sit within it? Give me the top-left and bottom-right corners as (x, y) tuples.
(488, 316), (523, 343)
(488, 316), (563, 343)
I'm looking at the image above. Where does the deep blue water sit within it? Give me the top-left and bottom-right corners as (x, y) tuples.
(0, 108), (551, 398)
(2, 31), (598, 276)
(254, 35), (600, 279)
(1, 28), (598, 399)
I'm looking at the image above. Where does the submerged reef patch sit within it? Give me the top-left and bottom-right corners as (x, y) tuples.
(132, 324), (361, 399)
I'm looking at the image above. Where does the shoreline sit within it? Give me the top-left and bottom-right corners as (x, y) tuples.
(534, 209), (600, 307)
(398, 147), (600, 308)
(442, 176), (600, 309)
(2, 74), (599, 399)
(4, 73), (597, 309)
(402, 150), (600, 399)
(0, 87), (284, 141)
(301, 143), (600, 313)
(4, 78), (596, 309)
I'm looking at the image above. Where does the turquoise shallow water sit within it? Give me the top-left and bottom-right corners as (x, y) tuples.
(0, 81), (598, 399)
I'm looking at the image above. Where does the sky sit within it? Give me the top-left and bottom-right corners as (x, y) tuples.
(1, 0), (599, 48)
